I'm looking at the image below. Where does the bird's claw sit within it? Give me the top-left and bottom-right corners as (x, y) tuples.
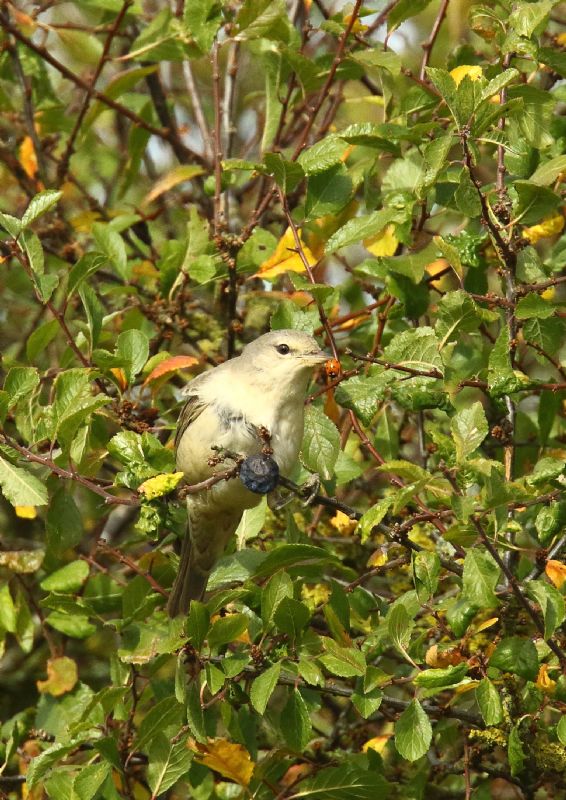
(299, 473), (320, 506)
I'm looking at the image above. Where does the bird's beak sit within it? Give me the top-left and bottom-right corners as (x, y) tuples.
(304, 349), (329, 365)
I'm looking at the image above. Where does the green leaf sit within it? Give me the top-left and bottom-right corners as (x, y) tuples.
(489, 637), (539, 680)
(455, 170), (482, 217)
(523, 317), (565, 356)
(413, 664), (468, 688)
(508, 724), (526, 776)
(250, 661), (281, 714)
(488, 325), (519, 396)
(451, 401), (489, 461)
(183, 0), (222, 53)
(254, 544), (336, 579)
(394, 699), (432, 761)
(530, 154), (566, 186)
(383, 327), (443, 373)
(236, 0), (287, 40)
(0, 212), (22, 237)
(115, 329), (149, 383)
(527, 580), (565, 638)
(280, 689), (312, 751)
(92, 222), (129, 279)
(305, 164), (353, 220)
(475, 678), (503, 726)
(512, 181), (560, 224)
(462, 549), (500, 608)
(412, 551), (440, 603)
(41, 561), (90, 593)
(147, 734), (192, 795)
(274, 597), (310, 639)
(263, 152), (304, 193)
(557, 716), (566, 746)
(350, 46), (401, 75)
(0, 584), (17, 633)
(325, 209), (396, 255)
(271, 299), (319, 333)
(301, 405), (340, 481)
(207, 613), (248, 648)
(261, 571), (293, 626)
(319, 638), (366, 678)
(46, 490), (84, 556)
(387, 603), (415, 664)
(26, 319), (59, 362)
(298, 137), (348, 175)
(135, 696), (183, 753)
(509, 0), (553, 37)
(3, 366), (40, 407)
(515, 293), (556, 320)
(334, 373), (391, 426)
(21, 190), (63, 228)
(388, 0), (434, 30)
(290, 766), (388, 800)
(0, 455), (48, 507)
(351, 687), (383, 718)
(358, 498), (391, 543)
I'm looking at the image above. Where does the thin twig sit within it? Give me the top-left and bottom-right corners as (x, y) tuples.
(419, 0), (450, 81)
(183, 60), (213, 162)
(57, 0), (132, 182)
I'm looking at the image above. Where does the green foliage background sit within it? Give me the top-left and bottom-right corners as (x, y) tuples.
(0, 0), (565, 797)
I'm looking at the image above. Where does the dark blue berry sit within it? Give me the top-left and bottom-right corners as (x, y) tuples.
(239, 454), (280, 494)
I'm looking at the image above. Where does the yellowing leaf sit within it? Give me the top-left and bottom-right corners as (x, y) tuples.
(19, 136), (38, 180)
(15, 506), (37, 519)
(450, 65), (483, 86)
(254, 227), (316, 280)
(367, 548), (388, 568)
(557, 32), (566, 46)
(138, 472), (184, 500)
(70, 210), (102, 232)
(522, 214), (564, 244)
(301, 583), (331, 607)
(362, 735), (391, 754)
(474, 616), (499, 633)
(191, 739), (255, 786)
(142, 165), (205, 206)
(363, 224), (398, 257)
(426, 258), (450, 277)
(144, 355), (199, 386)
(110, 367), (128, 391)
(343, 13), (368, 33)
(330, 510), (357, 536)
(0, 550), (44, 573)
(535, 664), (556, 693)
(37, 657), (78, 697)
(545, 559), (566, 589)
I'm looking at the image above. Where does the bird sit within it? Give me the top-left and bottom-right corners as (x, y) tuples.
(167, 329), (327, 616)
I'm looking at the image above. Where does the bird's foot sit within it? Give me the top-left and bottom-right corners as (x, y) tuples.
(298, 473), (320, 506)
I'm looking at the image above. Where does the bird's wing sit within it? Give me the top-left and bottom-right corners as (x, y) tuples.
(174, 371), (211, 451)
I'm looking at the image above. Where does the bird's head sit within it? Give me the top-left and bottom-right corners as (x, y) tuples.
(240, 329), (327, 390)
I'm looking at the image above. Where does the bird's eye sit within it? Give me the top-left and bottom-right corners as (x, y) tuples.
(276, 343), (290, 355)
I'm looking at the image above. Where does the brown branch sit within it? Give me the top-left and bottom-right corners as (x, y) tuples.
(419, 0), (450, 81)
(278, 188), (339, 361)
(98, 543), (167, 597)
(183, 60), (213, 163)
(57, 0), (132, 183)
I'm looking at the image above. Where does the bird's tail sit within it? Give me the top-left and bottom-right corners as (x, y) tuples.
(167, 508), (240, 617)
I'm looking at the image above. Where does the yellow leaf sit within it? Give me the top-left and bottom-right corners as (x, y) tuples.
(138, 472), (185, 500)
(301, 583), (331, 608)
(363, 224), (398, 257)
(142, 165), (205, 207)
(343, 14), (368, 33)
(474, 616), (499, 633)
(19, 136), (38, 180)
(522, 214), (564, 244)
(37, 657), (78, 697)
(70, 210), (102, 232)
(15, 506), (37, 519)
(191, 739), (255, 786)
(254, 227), (316, 280)
(362, 735), (391, 754)
(330, 510), (358, 536)
(545, 559), (566, 589)
(450, 65), (483, 86)
(367, 548), (388, 568)
(535, 664), (556, 693)
(426, 257), (450, 277)
(557, 32), (566, 46)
